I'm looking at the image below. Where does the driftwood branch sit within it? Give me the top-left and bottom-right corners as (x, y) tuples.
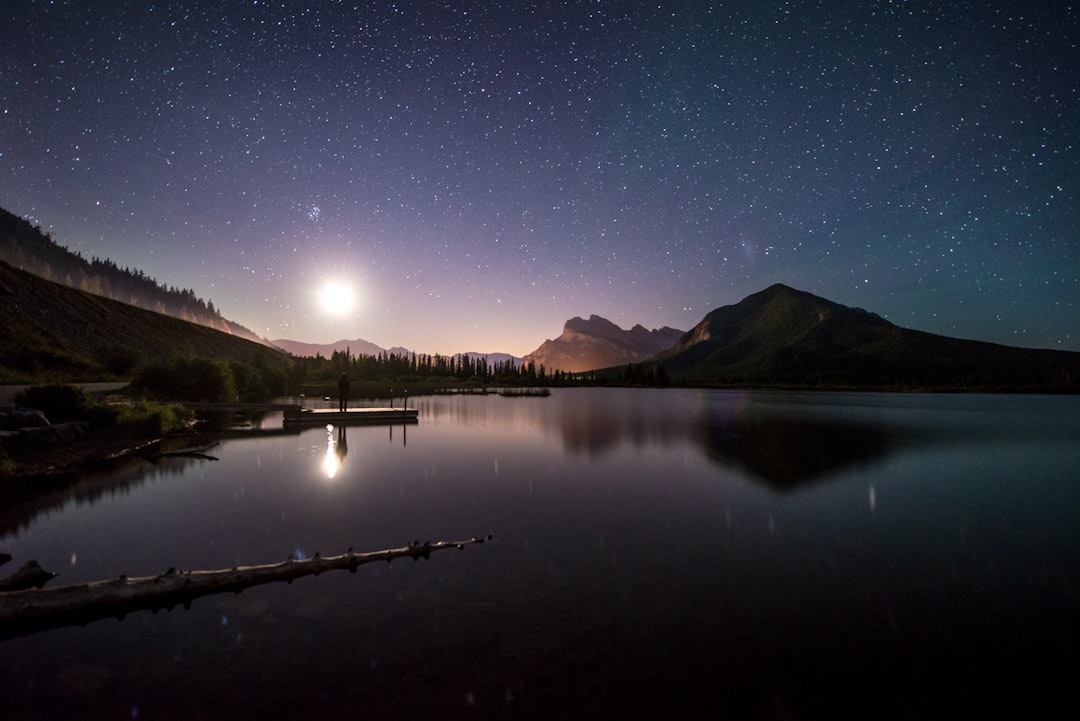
(0, 536), (492, 641)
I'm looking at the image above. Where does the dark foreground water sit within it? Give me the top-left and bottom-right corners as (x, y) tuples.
(2, 389), (1078, 719)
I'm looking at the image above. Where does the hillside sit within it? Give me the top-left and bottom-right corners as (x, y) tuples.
(0, 260), (292, 383)
(0, 207), (264, 344)
(524, 315), (684, 373)
(652, 284), (1080, 391)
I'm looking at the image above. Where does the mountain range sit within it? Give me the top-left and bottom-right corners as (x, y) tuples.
(271, 337), (399, 359)
(272, 316), (683, 373)
(3, 257), (1078, 391)
(2, 206), (1078, 390)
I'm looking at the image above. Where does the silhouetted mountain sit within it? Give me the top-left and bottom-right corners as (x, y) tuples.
(523, 315), (684, 373)
(652, 284), (1080, 390)
(0, 207), (264, 344)
(0, 260), (291, 382)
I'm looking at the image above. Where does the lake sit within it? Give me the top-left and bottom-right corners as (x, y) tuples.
(2, 388), (1078, 719)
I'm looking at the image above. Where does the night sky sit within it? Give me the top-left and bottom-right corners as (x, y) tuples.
(2, 1), (1077, 355)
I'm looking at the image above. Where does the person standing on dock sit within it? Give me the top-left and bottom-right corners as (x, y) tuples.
(338, 373), (350, 412)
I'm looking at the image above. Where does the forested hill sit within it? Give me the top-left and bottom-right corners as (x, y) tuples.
(0, 259), (291, 384)
(0, 208), (264, 344)
(650, 284), (1080, 392)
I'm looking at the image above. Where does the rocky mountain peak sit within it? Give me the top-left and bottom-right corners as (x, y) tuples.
(523, 315), (684, 373)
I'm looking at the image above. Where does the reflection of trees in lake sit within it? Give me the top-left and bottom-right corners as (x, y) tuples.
(0, 430), (245, 538)
(0, 454), (203, 537)
(695, 414), (896, 489)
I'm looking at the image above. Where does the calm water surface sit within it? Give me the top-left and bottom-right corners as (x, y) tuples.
(2, 389), (1078, 719)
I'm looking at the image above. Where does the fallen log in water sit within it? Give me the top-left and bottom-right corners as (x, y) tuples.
(0, 536), (492, 641)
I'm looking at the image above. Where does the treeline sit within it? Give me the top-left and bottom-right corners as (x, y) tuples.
(135, 347), (584, 404)
(621, 362), (670, 386)
(124, 350), (679, 404)
(0, 207), (262, 342)
(133, 349), (681, 403)
(289, 349), (679, 397)
(299, 348), (584, 388)
(133, 353), (290, 403)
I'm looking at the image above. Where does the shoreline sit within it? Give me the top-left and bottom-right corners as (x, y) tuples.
(2, 428), (225, 483)
(1, 430), (163, 483)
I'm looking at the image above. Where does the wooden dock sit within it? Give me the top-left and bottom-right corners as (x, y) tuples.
(283, 406), (418, 426)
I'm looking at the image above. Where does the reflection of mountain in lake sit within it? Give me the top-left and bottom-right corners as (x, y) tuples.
(553, 390), (906, 489)
(695, 414), (896, 489)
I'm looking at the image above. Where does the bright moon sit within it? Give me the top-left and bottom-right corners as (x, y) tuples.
(318, 281), (355, 315)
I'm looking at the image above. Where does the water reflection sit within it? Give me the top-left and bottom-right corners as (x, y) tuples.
(558, 402), (685, 455)
(2, 389), (1078, 719)
(336, 425), (348, 460)
(2, 411), (427, 539)
(322, 424), (348, 479)
(548, 389), (906, 488)
(695, 413), (896, 488)
(0, 451), (209, 538)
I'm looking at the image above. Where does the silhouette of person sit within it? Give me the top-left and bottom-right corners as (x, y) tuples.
(338, 373), (350, 412)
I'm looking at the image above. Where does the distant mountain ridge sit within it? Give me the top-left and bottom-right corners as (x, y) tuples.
(523, 315), (684, 373)
(651, 283), (1080, 390)
(459, 351), (520, 367)
(271, 337), (387, 358)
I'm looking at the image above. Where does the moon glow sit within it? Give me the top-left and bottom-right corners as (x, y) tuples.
(318, 281), (355, 316)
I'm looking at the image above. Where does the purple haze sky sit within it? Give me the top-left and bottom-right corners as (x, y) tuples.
(1, 1), (1077, 355)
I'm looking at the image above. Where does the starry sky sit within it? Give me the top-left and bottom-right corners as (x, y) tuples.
(2, 1), (1077, 355)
